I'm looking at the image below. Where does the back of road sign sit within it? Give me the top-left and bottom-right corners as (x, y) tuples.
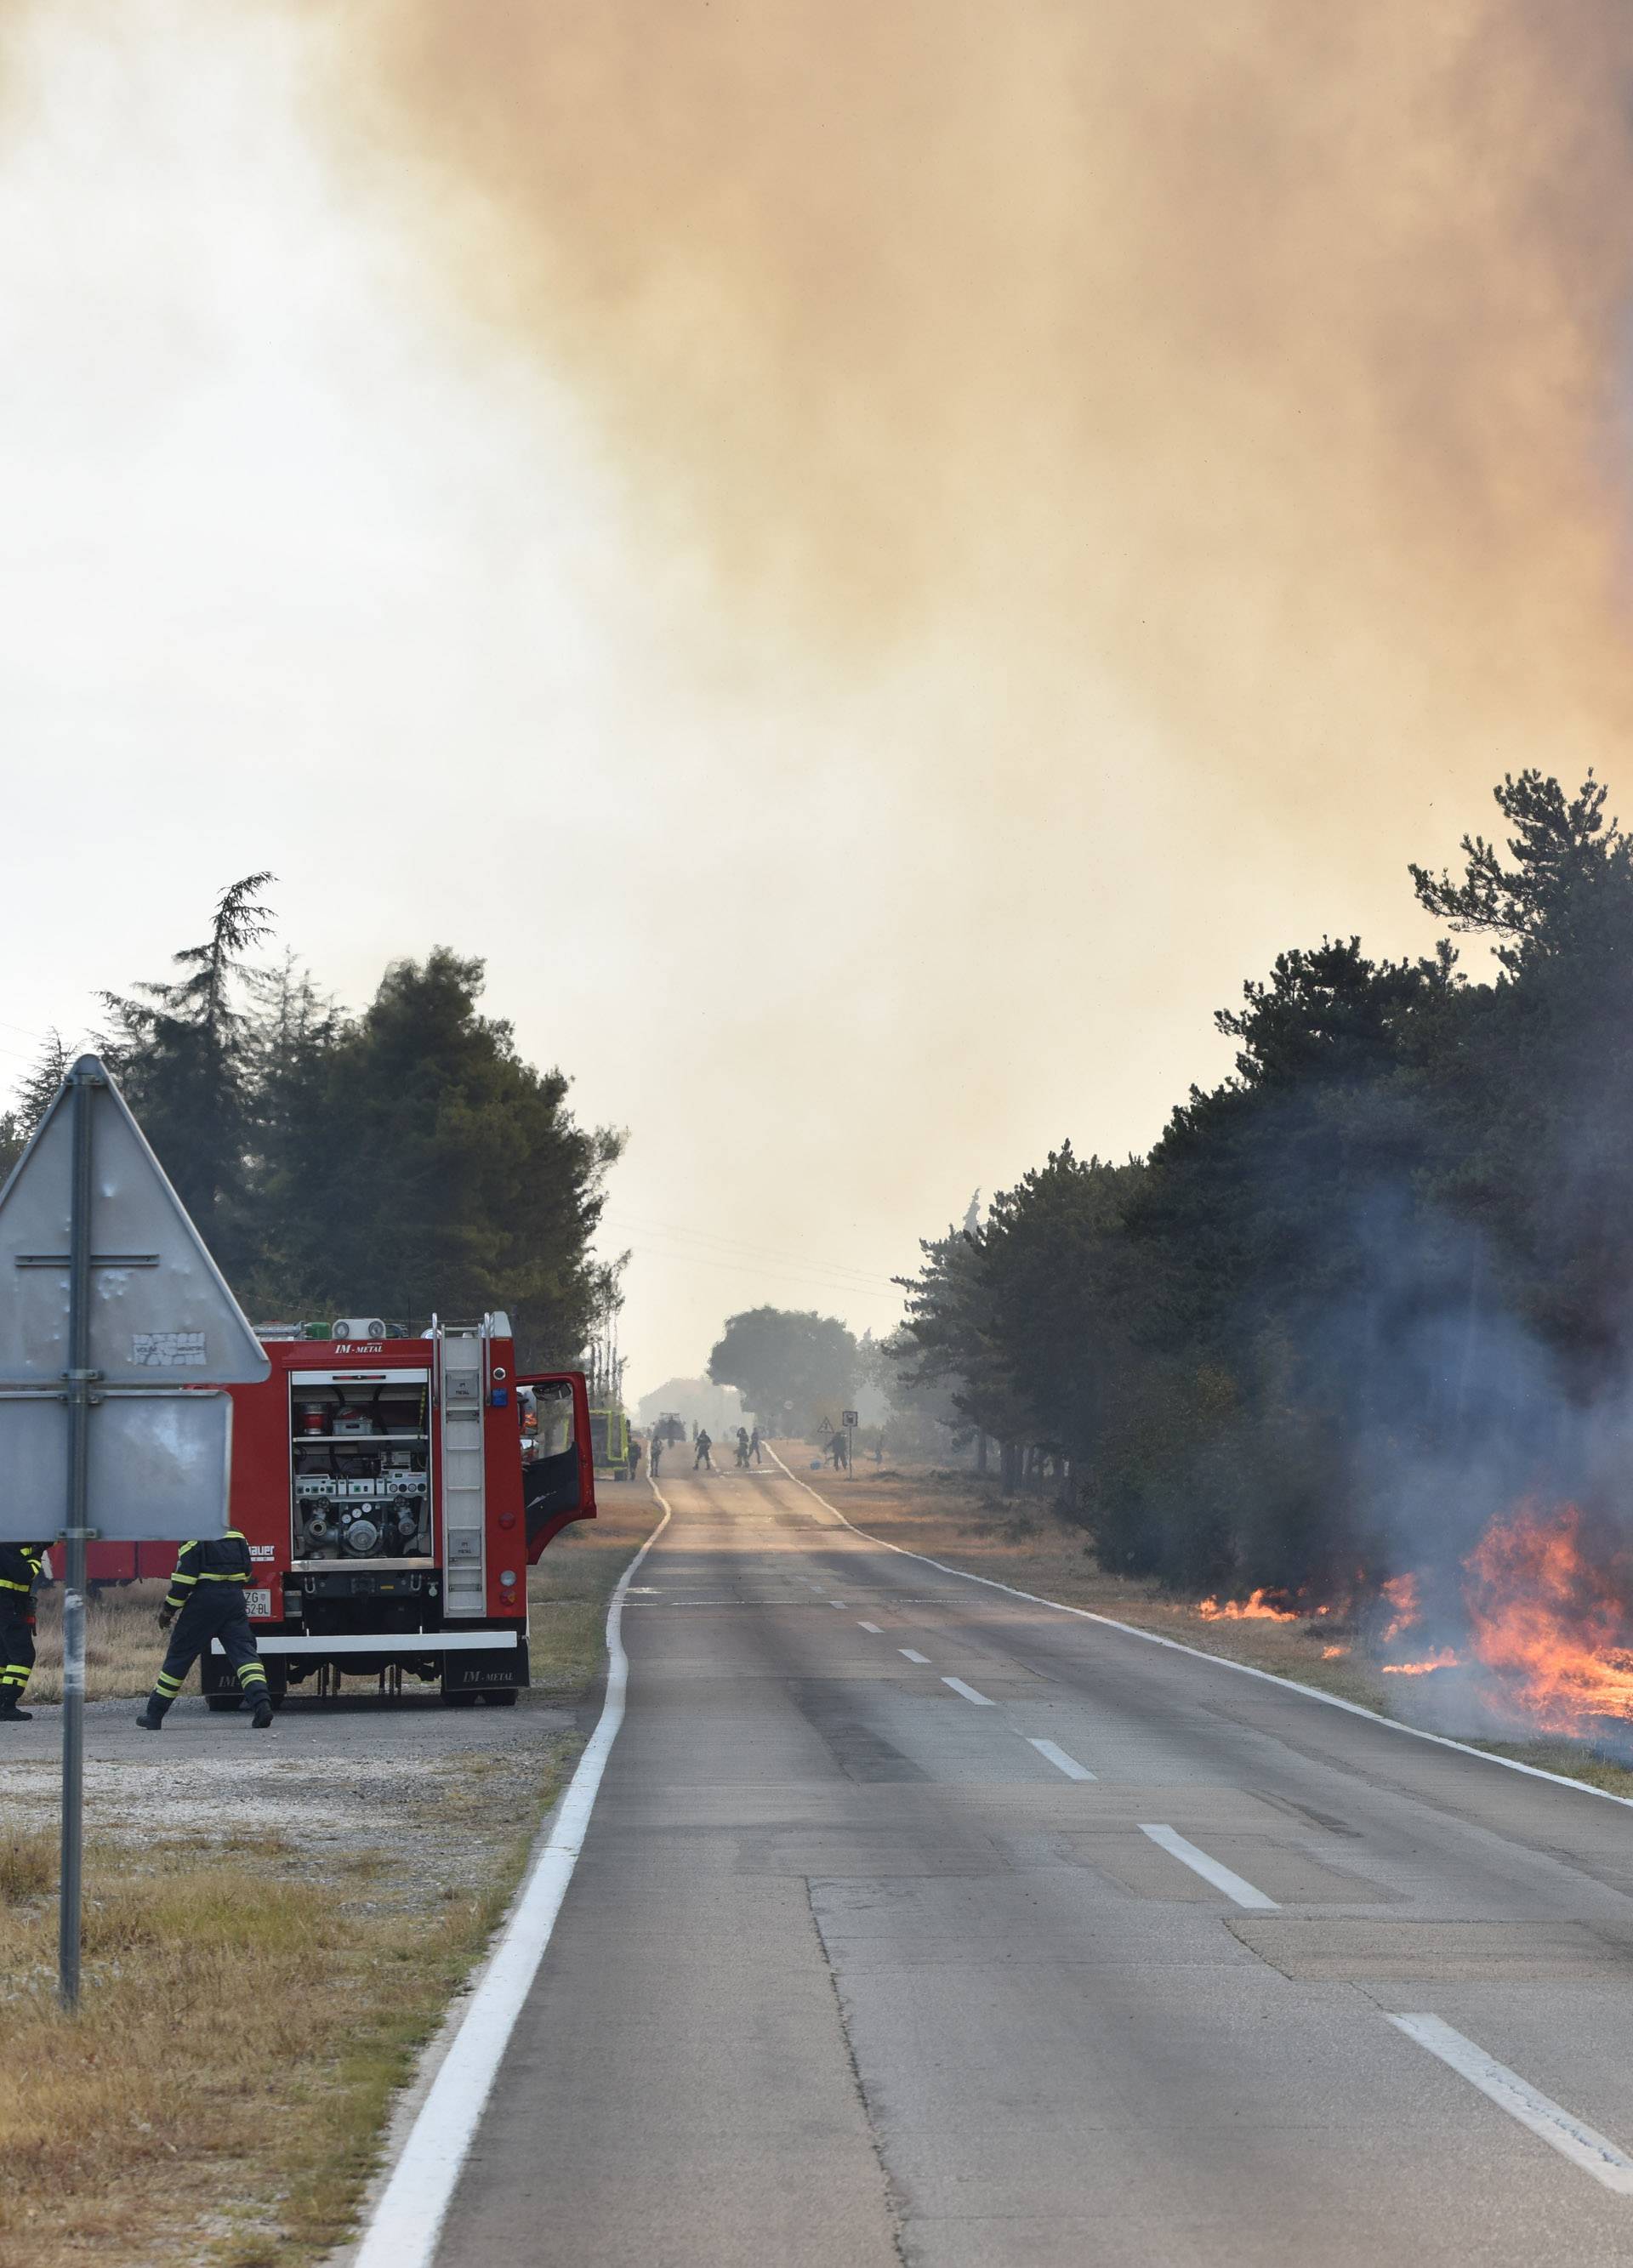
(0, 1067), (270, 1388)
(0, 1389), (233, 1542)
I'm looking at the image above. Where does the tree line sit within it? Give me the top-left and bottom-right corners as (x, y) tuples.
(0, 877), (621, 1367)
(894, 771), (1633, 1596)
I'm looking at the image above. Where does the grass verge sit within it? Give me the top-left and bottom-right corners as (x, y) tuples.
(810, 1460), (1633, 1802)
(0, 1486), (663, 2267)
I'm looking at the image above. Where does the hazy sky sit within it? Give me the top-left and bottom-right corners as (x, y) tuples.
(4, 1), (1632, 1401)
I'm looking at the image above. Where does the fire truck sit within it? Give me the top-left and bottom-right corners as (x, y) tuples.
(86, 1313), (595, 1708)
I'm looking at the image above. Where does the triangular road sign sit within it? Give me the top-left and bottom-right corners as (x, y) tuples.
(0, 1056), (270, 1387)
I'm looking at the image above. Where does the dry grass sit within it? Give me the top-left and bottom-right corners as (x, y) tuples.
(818, 1460), (1633, 1802)
(524, 1482), (663, 1698)
(26, 1580), (170, 1704)
(0, 1824), (532, 2268)
(0, 1488), (663, 2266)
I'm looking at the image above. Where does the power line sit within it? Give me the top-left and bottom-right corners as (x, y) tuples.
(604, 1210), (899, 1290)
(608, 1237), (904, 1304)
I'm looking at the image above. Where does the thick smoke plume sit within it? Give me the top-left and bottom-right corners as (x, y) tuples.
(339, 0), (1633, 783)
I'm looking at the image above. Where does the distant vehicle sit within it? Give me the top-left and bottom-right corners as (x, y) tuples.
(655, 1412), (686, 1447)
(590, 1407), (637, 1481)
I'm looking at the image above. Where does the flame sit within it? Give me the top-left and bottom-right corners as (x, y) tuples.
(1321, 1644), (1350, 1659)
(1380, 1572), (1420, 1646)
(1380, 1649), (1460, 1676)
(1462, 1502), (1633, 1731)
(1198, 1589), (1300, 1623)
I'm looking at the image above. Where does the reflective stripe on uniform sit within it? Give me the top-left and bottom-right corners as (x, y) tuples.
(155, 1672), (183, 1694)
(0, 1579), (31, 1593)
(235, 1663), (269, 1687)
(195, 1572), (248, 1583)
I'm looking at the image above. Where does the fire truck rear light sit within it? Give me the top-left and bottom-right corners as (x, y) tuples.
(499, 1570), (517, 1588)
(498, 1510), (516, 1530)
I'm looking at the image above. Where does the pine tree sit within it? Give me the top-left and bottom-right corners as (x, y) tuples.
(99, 873), (275, 1265)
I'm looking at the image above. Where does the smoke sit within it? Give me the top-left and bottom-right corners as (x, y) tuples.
(331, 0), (1633, 786)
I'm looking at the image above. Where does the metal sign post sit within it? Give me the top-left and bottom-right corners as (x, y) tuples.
(59, 1060), (95, 2010)
(0, 1054), (269, 2011)
(842, 1409), (858, 1478)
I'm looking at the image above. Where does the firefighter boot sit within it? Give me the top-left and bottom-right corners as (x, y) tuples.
(248, 1694), (273, 1730)
(134, 1694), (171, 1731)
(0, 1697), (31, 1722)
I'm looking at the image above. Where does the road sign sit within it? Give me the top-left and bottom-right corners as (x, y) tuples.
(0, 1065), (269, 1387)
(0, 1056), (269, 2014)
(0, 1389), (232, 1541)
(842, 1409), (859, 1430)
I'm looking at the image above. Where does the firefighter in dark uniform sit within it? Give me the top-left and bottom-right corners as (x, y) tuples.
(0, 1543), (47, 1722)
(135, 1529), (273, 1730)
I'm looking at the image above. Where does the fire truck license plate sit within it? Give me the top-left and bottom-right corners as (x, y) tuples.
(245, 1589), (272, 1620)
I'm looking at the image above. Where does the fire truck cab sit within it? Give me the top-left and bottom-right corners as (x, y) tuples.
(185, 1312), (593, 1708)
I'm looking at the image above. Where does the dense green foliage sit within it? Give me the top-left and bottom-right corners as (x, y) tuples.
(708, 1305), (858, 1430)
(4, 884), (620, 1367)
(897, 772), (1633, 1594)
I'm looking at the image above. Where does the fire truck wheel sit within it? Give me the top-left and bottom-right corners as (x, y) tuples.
(441, 1690), (479, 1708)
(205, 1694), (242, 1713)
(480, 1690), (519, 1707)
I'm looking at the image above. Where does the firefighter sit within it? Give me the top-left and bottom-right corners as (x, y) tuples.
(749, 1426), (763, 1466)
(135, 1529), (273, 1731)
(650, 1433), (664, 1480)
(694, 1427), (714, 1471)
(0, 1542), (47, 1722)
(735, 1425), (750, 1468)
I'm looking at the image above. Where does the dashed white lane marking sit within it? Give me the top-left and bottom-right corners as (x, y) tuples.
(829, 1600), (848, 1608)
(354, 1481), (673, 2268)
(899, 1648), (930, 1664)
(1028, 1737), (1095, 1781)
(1140, 1823), (1277, 1909)
(942, 1675), (996, 1707)
(1388, 2015), (1633, 2195)
(858, 1621), (883, 1634)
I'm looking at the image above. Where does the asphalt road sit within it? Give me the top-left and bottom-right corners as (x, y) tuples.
(433, 1459), (1633, 2267)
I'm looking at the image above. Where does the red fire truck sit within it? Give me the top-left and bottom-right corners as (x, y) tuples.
(86, 1312), (595, 1708)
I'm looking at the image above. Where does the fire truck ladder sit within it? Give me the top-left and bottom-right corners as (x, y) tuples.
(439, 1324), (487, 1617)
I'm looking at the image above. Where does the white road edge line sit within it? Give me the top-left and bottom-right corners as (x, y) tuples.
(1388, 2015), (1633, 2195)
(763, 1447), (1633, 1815)
(942, 1674), (995, 1706)
(857, 1621), (883, 1634)
(352, 1479), (674, 2268)
(1140, 1823), (1277, 1909)
(1028, 1737), (1095, 1781)
(900, 1648), (930, 1664)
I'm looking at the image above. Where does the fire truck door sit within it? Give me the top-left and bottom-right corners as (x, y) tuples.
(515, 1372), (597, 1558)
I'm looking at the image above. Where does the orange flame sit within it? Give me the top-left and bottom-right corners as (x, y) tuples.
(1380, 1649), (1459, 1676)
(1380, 1572), (1421, 1646)
(1463, 1502), (1633, 1731)
(1197, 1589), (1300, 1623)
(1321, 1644), (1350, 1659)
